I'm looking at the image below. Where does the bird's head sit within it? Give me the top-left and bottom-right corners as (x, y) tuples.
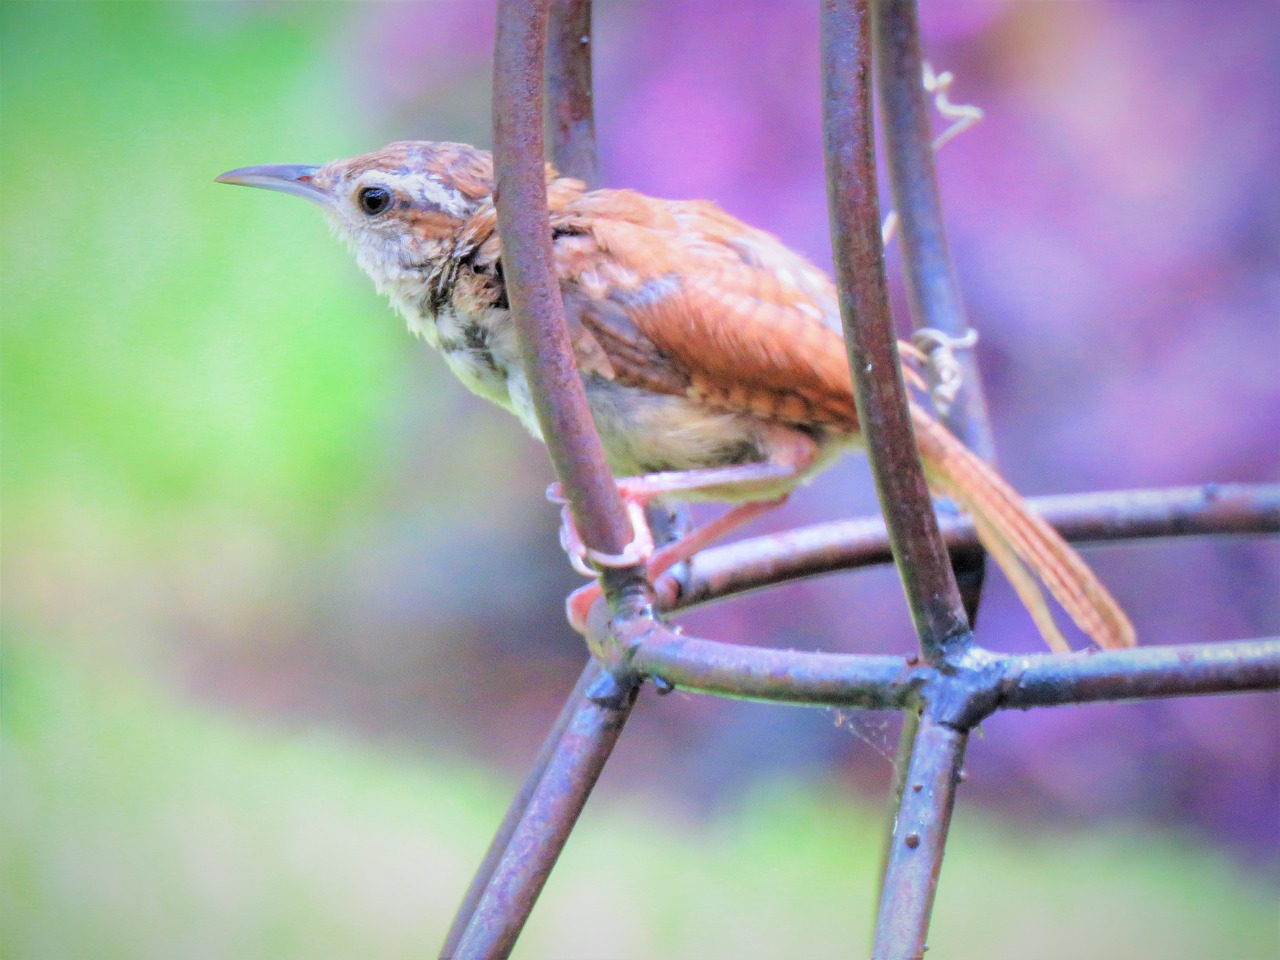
(217, 141), (495, 309)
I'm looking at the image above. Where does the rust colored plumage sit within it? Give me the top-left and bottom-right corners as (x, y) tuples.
(218, 141), (1136, 651)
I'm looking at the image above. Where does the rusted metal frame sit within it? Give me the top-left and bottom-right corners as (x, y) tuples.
(999, 638), (1280, 708)
(658, 483), (1280, 611)
(621, 623), (1280, 709)
(874, 0), (994, 463)
(872, 708), (968, 959)
(492, 0), (644, 607)
(442, 15), (606, 957)
(451, 675), (639, 958)
(821, 0), (972, 667)
(453, 3), (646, 956)
(873, 0), (993, 636)
(443, 11), (606, 952)
(623, 624), (925, 708)
(872, 0), (995, 903)
(822, 1), (975, 948)
(440, 660), (602, 958)
(875, 705), (921, 927)
(549, 0), (692, 557)
(546, 0), (598, 184)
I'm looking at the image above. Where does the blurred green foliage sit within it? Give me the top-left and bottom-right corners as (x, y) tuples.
(2, 2), (405, 545)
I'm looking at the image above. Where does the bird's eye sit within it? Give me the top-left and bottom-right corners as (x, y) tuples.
(357, 186), (392, 216)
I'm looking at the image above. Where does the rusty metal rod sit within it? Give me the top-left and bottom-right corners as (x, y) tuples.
(872, 710), (968, 958)
(455, 2), (643, 955)
(546, 0), (598, 184)
(626, 627), (924, 708)
(491, 0), (633, 568)
(874, 0), (993, 463)
(660, 483), (1280, 611)
(876, 707), (921, 922)
(820, 0), (972, 666)
(452, 677), (639, 958)
(874, 0), (993, 631)
(999, 638), (1280, 708)
(440, 660), (602, 958)
(443, 13), (609, 952)
(624, 623), (1279, 709)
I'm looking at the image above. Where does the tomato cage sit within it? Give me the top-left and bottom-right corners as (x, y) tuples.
(442, 1), (1280, 956)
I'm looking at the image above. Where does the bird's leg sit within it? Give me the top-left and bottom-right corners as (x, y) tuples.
(643, 495), (788, 580)
(559, 433), (819, 633)
(551, 457), (802, 572)
(563, 493), (789, 634)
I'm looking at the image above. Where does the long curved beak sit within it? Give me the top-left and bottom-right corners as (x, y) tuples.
(215, 163), (331, 206)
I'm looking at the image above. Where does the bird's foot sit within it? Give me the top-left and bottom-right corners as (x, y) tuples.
(565, 582), (607, 635)
(548, 483), (656, 578)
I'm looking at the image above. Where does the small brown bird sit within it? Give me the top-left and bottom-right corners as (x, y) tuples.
(217, 140), (1134, 652)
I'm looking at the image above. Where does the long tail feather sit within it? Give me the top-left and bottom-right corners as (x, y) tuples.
(911, 404), (1136, 650)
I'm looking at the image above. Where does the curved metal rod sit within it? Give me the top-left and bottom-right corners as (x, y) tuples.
(452, 670), (638, 958)
(821, 0), (972, 666)
(445, 11), (610, 949)
(440, 660), (602, 957)
(998, 637), (1280, 708)
(546, 0), (598, 184)
(873, 709), (967, 959)
(623, 620), (1279, 711)
(873, 0), (999, 918)
(874, 0), (995, 630)
(875, 0), (994, 462)
(658, 483), (1280, 611)
(491, 0), (638, 586)
(454, 3), (643, 957)
(626, 628), (924, 708)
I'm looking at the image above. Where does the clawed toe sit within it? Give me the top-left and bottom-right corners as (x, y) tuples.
(583, 501), (654, 568)
(557, 499), (655, 578)
(566, 583), (606, 635)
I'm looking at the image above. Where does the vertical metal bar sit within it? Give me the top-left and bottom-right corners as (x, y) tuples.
(873, 0), (994, 626)
(443, 15), (606, 951)
(875, 707), (919, 917)
(448, 2), (644, 955)
(819, 0), (972, 665)
(546, 0), (598, 185)
(452, 679), (639, 958)
(491, 0), (634, 565)
(872, 0), (993, 899)
(873, 0), (994, 462)
(440, 660), (602, 958)
(872, 712), (968, 958)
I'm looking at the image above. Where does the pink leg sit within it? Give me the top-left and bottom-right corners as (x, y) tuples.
(645, 496), (788, 579)
(551, 430), (821, 572)
(565, 495), (789, 633)
(557, 430), (821, 632)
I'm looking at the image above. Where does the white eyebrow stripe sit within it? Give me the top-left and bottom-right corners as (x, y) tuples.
(420, 176), (469, 217)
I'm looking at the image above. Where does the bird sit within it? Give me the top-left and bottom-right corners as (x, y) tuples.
(217, 140), (1135, 652)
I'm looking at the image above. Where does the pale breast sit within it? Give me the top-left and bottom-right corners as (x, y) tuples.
(582, 375), (768, 478)
(434, 305), (520, 412)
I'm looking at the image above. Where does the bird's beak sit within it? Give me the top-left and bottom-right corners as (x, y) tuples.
(215, 163), (331, 207)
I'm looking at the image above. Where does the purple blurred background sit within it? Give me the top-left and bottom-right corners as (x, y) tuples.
(194, 0), (1278, 873)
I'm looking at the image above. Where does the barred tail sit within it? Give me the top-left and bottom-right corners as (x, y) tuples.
(911, 405), (1136, 652)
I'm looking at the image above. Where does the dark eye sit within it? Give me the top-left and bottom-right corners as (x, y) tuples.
(357, 186), (392, 216)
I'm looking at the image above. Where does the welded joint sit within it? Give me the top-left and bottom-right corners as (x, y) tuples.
(919, 646), (1006, 729)
(580, 595), (665, 707)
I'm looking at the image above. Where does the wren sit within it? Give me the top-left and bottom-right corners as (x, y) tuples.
(218, 140), (1134, 652)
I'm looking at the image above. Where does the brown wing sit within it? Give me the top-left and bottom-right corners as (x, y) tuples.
(550, 188), (860, 430)
(545, 183), (1137, 653)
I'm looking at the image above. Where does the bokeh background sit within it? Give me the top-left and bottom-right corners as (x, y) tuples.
(3, 1), (1277, 957)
